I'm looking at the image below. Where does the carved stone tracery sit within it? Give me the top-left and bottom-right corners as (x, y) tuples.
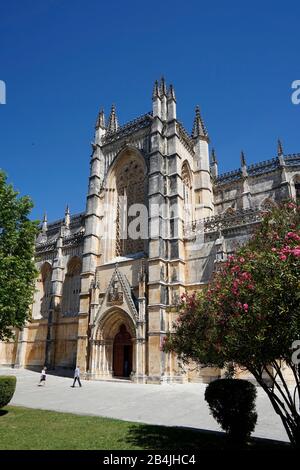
(116, 157), (146, 256)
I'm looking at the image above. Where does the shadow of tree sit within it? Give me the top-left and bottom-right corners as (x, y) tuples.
(25, 366), (74, 378)
(127, 424), (229, 450)
(125, 423), (292, 451)
(0, 410), (8, 417)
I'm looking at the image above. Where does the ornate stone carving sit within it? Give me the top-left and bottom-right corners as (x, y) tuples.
(183, 207), (263, 238)
(102, 112), (153, 145)
(216, 154), (300, 186)
(176, 121), (195, 154)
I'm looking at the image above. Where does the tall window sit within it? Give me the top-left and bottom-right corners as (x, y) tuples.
(295, 183), (300, 202)
(61, 257), (82, 317)
(115, 158), (145, 256)
(32, 262), (52, 319)
(182, 162), (193, 226)
(291, 176), (300, 202)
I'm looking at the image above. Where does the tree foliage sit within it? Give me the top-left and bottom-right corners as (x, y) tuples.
(165, 200), (300, 446)
(0, 171), (38, 340)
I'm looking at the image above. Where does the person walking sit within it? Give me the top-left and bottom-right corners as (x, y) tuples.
(71, 365), (82, 387)
(38, 366), (47, 386)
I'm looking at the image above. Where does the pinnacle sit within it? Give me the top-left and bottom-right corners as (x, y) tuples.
(95, 109), (106, 130)
(240, 150), (246, 167)
(107, 104), (119, 133)
(277, 139), (284, 156)
(192, 105), (208, 139)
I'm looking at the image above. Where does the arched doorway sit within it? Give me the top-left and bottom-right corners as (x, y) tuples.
(113, 324), (133, 377)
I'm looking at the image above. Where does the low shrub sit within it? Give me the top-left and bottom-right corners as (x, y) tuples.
(204, 378), (257, 443)
(0, 376), (17, 408)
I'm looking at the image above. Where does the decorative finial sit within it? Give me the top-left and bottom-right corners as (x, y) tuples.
(211, 148), (217, 164)
(167, 84), (176, 102)
(152, 80), (160, 99)
(107, 104), (119, 134)
(64, 205), (70, 228)
(240, 150), (246, 167)
(159, 76), (167, 97)
(95, 109), (105, 130)
(210, 148), (218, 178)
(277, 139), (283, 157)
(192, 105), (208, 140)
(42, 212), (47, 233)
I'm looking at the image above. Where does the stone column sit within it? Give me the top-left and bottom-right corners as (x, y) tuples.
(77, 143), (104, 374)
(147, 101), (168, 383)
(133, 261), (147, 383)
(46, 228), (64, 369)
(240, 153), (252, 210)
(278, 154), (290, 198)
(14, 327), (29, 368)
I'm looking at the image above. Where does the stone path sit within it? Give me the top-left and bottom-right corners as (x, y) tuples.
(0, 367), (289, 442)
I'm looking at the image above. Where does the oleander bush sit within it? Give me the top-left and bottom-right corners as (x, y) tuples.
(164, 200), (300, 447)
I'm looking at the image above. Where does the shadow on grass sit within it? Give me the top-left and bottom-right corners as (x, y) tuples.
(126, 423), (292, 451)
(0, 410), (8, 417)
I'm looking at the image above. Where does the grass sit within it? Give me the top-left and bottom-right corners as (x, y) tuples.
(0, 406), (292, 451)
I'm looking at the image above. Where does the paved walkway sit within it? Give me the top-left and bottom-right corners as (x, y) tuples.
(0, 367), (289, 442)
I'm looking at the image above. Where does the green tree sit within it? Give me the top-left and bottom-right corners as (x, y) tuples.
(0, 171), (38, 340)
(164, 200), (300, 447)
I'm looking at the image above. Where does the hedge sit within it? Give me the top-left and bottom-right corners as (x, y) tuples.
(205, 378), (257, 443)
(0, 376), (17, 408)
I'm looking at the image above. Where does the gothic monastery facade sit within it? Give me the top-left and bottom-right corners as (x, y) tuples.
(1, 79), (300, 383)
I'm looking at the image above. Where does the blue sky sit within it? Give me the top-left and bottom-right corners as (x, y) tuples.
(0, 0), (299, 221)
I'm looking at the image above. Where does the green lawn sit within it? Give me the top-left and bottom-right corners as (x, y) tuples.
(0, 406), (292, 450)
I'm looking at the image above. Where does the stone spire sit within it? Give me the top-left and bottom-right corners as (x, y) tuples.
(277, 138), (288, 189)
(94, 108), (106, 144)
(167, 84), (176, 102)
(152, 80), (161, 118)
(159, 77), (167, 121)
(42, 212), (47, 233)
(152, 80), (160, 100)
(167, 84), (176, 121)
(65, 205), (70, 228)
(159, 76), (167, 97)
(240, 150), (251, 208)
(240, 150), (246, 167)
(277, 139), (284, 157)
(192, 106), (209, 141)
(210, 148), (218, 178)
(211, 148), (217, 164)
(240, 150), (248, 178)
(107, 104), (119, 133)
(192, 106), (212, 218)
(95, 109), (106, 130)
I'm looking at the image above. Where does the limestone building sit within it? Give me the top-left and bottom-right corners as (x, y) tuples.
(1, 79), (300, 383)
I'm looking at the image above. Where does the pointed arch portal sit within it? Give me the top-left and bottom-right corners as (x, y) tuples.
(91, 308), (138, 380)
(113, 324), (133, 377)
